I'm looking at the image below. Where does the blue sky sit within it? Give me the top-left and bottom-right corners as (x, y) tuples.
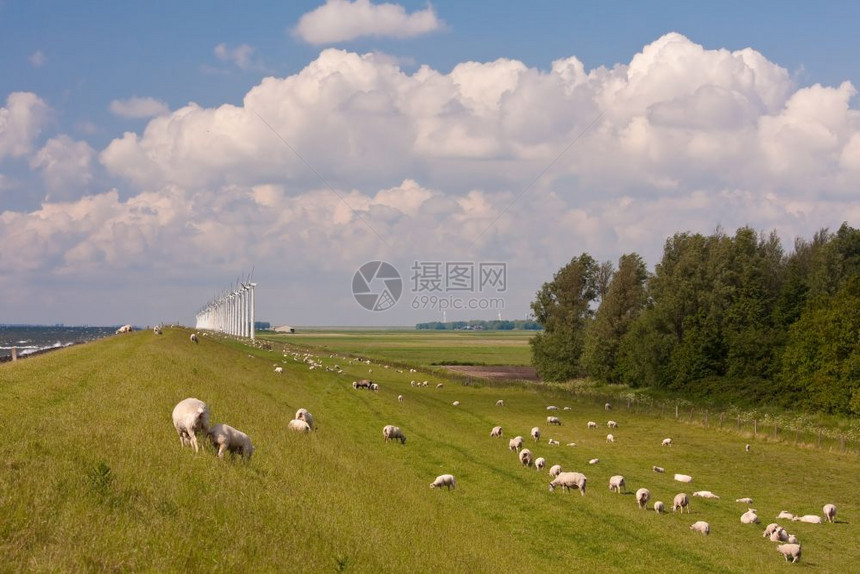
(1, 1), (859, 326)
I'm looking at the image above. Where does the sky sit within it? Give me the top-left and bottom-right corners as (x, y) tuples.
(1, 0), (860, 327)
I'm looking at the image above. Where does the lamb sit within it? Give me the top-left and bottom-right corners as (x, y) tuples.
(653, 501), (665, 513)
(531, 427), (541, 442)
(690, 521), (710, 535)
(491, 426), (503, 438)
(496, 399), (505, 407)
(736, 497), (754, 504)
(547, 438), (559, 446)
(823, 503), (836, 523)
(547, 416), (561, 425)
(452, 401), (460, 407)
(607, 420), (618, 429)
(740, 509), (760, 524)
(546, 405), (559, 411)
(190, 333), (198, 343)
(519, 449), (533, 467)
(777, 511), (795, 520)
(549, 464), (563, 478)
(382, 424), (406, 444)
(787, 534), (799, 544)
(608, 475), (626, 493)
(776, 543), (802, 563)
(605, 402), (612, 410)
(430, 474), (456, 490)
(509, 436), (524, 452)
(763, 523), (783, 538)
(588, 458), (599, 465)
(549, 472), (587, 496)
(674, 473), (693, 483)
(172, 398), (210, 453)
(398, 395), (404, 403)
(295, 408), (314, 430)
(672, 493), (690, 513)
(792, 514), (822, 524)
(661, 438), (673, 447)
(606, 433), (615, 443)
(693, 491), (720, 499)
(770, 528), (788, 542)
(636, 488), (651, 509)
(287, 419), (311, 433)
(652, 466), (665, 473)
(207, 423), (254, 460)
(274, 366), (283, 374)
(535, 457), (546, 471)
(587, 421), (598, 429)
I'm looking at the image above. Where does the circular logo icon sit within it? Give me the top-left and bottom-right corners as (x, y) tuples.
(352, 261), (402, 311)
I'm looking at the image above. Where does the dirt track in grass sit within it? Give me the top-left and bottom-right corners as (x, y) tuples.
(442, 365), (540, 382)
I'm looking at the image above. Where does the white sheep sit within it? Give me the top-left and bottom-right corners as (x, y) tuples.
(398, 394), (404, 403)
(295, 408), (314, 430)
(674, 473), (693, 483)
(661, 438), (673, 447)
(566, 442), (577, 447)
(741, 509), (760, 524)
(745, 443), (751, 452)
(452, 401), (460, 407)
(672, 493), (690, 513)
(535, 457), (546, 471)
(787, 534), (799, 544)
(546, 405), (559, 411)
(588, 458), (599, 465)
(172, 398), (210, 453)
(547, 438), (559, 446)
(207, 423), (254, 460)
(549, 464), (563, 478)
(496, 399), (505, 407)
(115, 324), (132, 334)
(693, 491), (720, 500)
(776, 543), (802, 563)
(547, 416), (561, 425)
(430, 474), (456, 490)
(587, 421), (598, 429)
(736, 497), (754, 504)
(531, 427), (541, 442)
(509, 436), (524, 452)
(823, 503), (836, 523)
(792, 515), (822, 524)
(607, 420), (618, 429)
(605, 402), (612, 410)
(274, 366), (283, 374)
(491, 426), (503, 438)
(606, 433), (615, 443)
(190, 333), (198, 343)
(549, 471), (587, 496)
(436, 383), (443, 389)
(519, 448), (533, 467)
(690, 521), (710, 535)
(636, 488), (651, 509)
(777, 510), (796, 520)
(287, 419), (311, 433)
(382, 424), (406, 444)
(653, 501), (665, 513)
(763, 523), (783, 538)
(770, 528), (788, 542)
(608, 475), (626, 493)
(652, 466), (665, 473)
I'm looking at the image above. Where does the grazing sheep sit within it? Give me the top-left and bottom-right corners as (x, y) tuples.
(792, 515), (823, 524)
(430, 474), (456, 490)
(736, 497), (754, 504)
(549, 472), (587, 496)
(491, 426), (503, 438)
(777, 510), (796, 520)
(588, 458), (600, 465)
(436, 383), (443, 389)
(116, 324), (132, 334)
(549, 464), (563, 478)
(190, 333), (198, 343)
(382, 424), (406, 444)
(398, 394), (404, 403)
(295, 408), (315, 430)
(674, 473), (693, 483)
(531, 427), (541, 442)
(823, 503), (836, 523)
(547, 438), (559, 446)
(607, 420), (618, 429)
(741, 509), (760, 524)
(636, 488), (651, 509)
(606, 434), (615, 443)
(776, 543), (802, 563)
(546, 405), (559, 411)
(519, 449), (534, 467)
(207, 423), (254, 460)
(547, 416), (561, 425)
(274, 366), (283, 374)
(672, 493), (690, 513)
(654, 501), (665, 513)
(172, 398), (210, 453)
(535, 457), (546, 471)
(693, 491), (720, 500)
(566, 442), (577, 447)
(763, 523), (783, 538)
(369, 383), (379, 391)
(287, 419), (311, 433)
(661, 438), (673, 447)
(153, 326), (162, 334)
(745, 443), (751, 452)
(652, 466), (665, 473)
(587, 421), (598, 429)
(608, 475), (626, 493)
(605, 402), (612, 410)
(690, 521), (710, 535)
(509, 436), (524, 452)
(496, 399), (505, 407)
(452, 401), (460, 407)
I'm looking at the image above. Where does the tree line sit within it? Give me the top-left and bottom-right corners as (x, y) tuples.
(530, 223), (860, 415)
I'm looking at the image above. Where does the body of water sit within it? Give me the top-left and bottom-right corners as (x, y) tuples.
(0, 325), (119, 360)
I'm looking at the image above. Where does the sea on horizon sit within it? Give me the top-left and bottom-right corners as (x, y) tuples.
(0, 325), (120, 360)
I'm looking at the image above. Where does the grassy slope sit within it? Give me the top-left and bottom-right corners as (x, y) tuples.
(0, 328), (856, 573)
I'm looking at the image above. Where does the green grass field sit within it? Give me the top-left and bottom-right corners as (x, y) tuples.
(1, 328), (856, 572)
(263, 329), (534, 366)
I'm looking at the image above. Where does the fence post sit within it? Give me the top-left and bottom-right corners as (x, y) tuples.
(675, 403), (679, 419)
(841, 436), (846, 452)
(754, 419), (757, 436)
(11, 347), (17, 361)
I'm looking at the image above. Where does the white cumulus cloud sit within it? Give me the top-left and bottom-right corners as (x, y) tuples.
(109, 96), (170, 119)
(0, 92), (51, 160)
(293, 0), (443, 44)
(29, 135), (97, 201)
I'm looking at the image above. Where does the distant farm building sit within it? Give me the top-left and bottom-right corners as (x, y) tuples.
(274, 325), (295, 333)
